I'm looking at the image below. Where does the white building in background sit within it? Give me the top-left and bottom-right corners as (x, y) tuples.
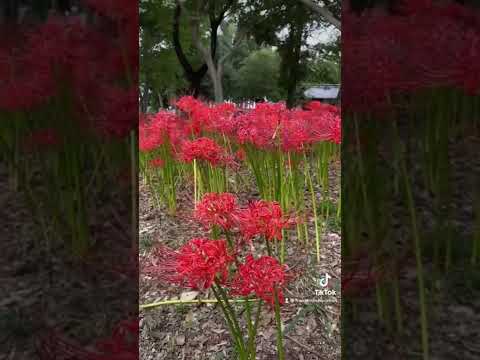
(304, 84), (340, 104)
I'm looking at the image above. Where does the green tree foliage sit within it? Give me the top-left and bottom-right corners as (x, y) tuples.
(140, 1), (187, 110)
(304, 39), (340, 85)
(235, 48), (284, 101)
(238, 0), (340, 107)
(139, 0), (340, 107)
(304, 58), (340, 85)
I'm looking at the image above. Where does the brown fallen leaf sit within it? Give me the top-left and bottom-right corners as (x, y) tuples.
(176, 334), (186, 346)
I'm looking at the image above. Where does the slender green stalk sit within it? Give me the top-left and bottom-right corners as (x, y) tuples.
(215, 282), (245, 347)
(400, 148), (430, 360)
(193, 159), (198, 205)
(140, 298), (260, 310)
(305, 153), (321, 263)
(393, 273), (403, 333)
(248, 300), (263, 359)
(273, 287), (285, 360)
(131, 130), (138, 253)
(211, 285), (247, 359)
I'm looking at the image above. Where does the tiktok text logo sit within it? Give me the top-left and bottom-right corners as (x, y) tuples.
(315, 273), (336, 296)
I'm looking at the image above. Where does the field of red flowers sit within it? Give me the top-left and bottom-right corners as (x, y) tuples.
(138, 97), (341, 359)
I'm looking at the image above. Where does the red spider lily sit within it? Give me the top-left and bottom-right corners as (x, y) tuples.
(180, 137), (231, 167)
(95, 319), (139, 357)
(146, 239), (234, 290)
(343, 2), (480, 110)
(206, 102), (237, 135)
(235, 103), (287, 149)
(280, 111), (311, 152)
(93, 85), (137, 138)
(22, 129), (62, 152)
(341, 268), (383, 298)
(235, 148), (246, 162)
(392, 0), (432, 15)
(305, 101), (340, 116)
(174, 96), (210, 136)
(148, 158), (165, 168)
(341, 246), (393, 298)
(139, 111), (184, 153)
(307, 105), (342, 145)
(234, 101), (341, 151)
(0, 34), (56, 111)
(175, 95), (204, 114)
(328, 115), (341, 144)
(174, 96), (238, 136)
(194, 193), (239, 231)
(235, 200), (296, 241)
(37, 319), (138, 360)
(230, 254), (289, 306)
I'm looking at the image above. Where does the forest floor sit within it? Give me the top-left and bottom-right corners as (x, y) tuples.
(342, 129), (480, 359)
(139, 160), (342, 360)
(0, 163), (136, 359)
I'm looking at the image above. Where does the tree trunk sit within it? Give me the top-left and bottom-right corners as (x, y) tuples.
(173, 4), (222, 99)
(285, 20), (303, 109)
(190, 14), (224, 102)
(298, 0), (340, 29)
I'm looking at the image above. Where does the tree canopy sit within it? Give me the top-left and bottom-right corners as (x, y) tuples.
(139, 0), (340, 109)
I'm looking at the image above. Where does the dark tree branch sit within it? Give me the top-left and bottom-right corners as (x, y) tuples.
(299, 0), (340, 29)
(173, 4), (195, 74)
(172, 3), (209, 96)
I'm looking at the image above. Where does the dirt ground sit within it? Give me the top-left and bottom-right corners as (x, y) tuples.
(342, 127), (480, 359)
(0, 163), (136, 359)
(139, 160), (342, 360)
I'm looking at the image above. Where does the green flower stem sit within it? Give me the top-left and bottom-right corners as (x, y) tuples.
(263, 237), (285, 359)
(400, 146), (430, 360)
(193, 159), (199, 205)
(393, 273), (403, 333)
(265, 238), (273, 257)
(305, 153), (321, 263)
(212, 284), (247, 359)
(140, 298), (261, 310)
(337, 187), (341, 221)
(353, 115), (388, 325)
(215, 282), (244, 337)
(472, 192), (480, 266)
(273, 287), (285, 360)
(248, 299), (263, 359)
(244, 297), (258, 359)
(131, 130), (138, 252)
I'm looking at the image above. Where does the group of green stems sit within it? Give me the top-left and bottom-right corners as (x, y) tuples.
(344, 88), (480, 360)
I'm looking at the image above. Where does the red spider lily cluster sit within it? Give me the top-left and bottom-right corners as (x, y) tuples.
(1, 1), (137, 139)
(139, 97), (341, 157)
(194, 193), (297, 241)
(38, 319), (138, 360)
(234, 102), (341, 151)
(147, 239), (234, 290)
(343, 1), (480, 111)
(236, 200), (297, 242)
(148, 158), (165, 168)
(139, 111), (185, 152)
(147, 193), (295, 306)
(194, 192), (238, 231)
(147, 241), (290, 307)
(231, 254), (289, 305)
(180, 137), (236, 167)
(22, 129), (62, 152)
(174, 96), (237, 136)
(139, 97), (341, 211)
